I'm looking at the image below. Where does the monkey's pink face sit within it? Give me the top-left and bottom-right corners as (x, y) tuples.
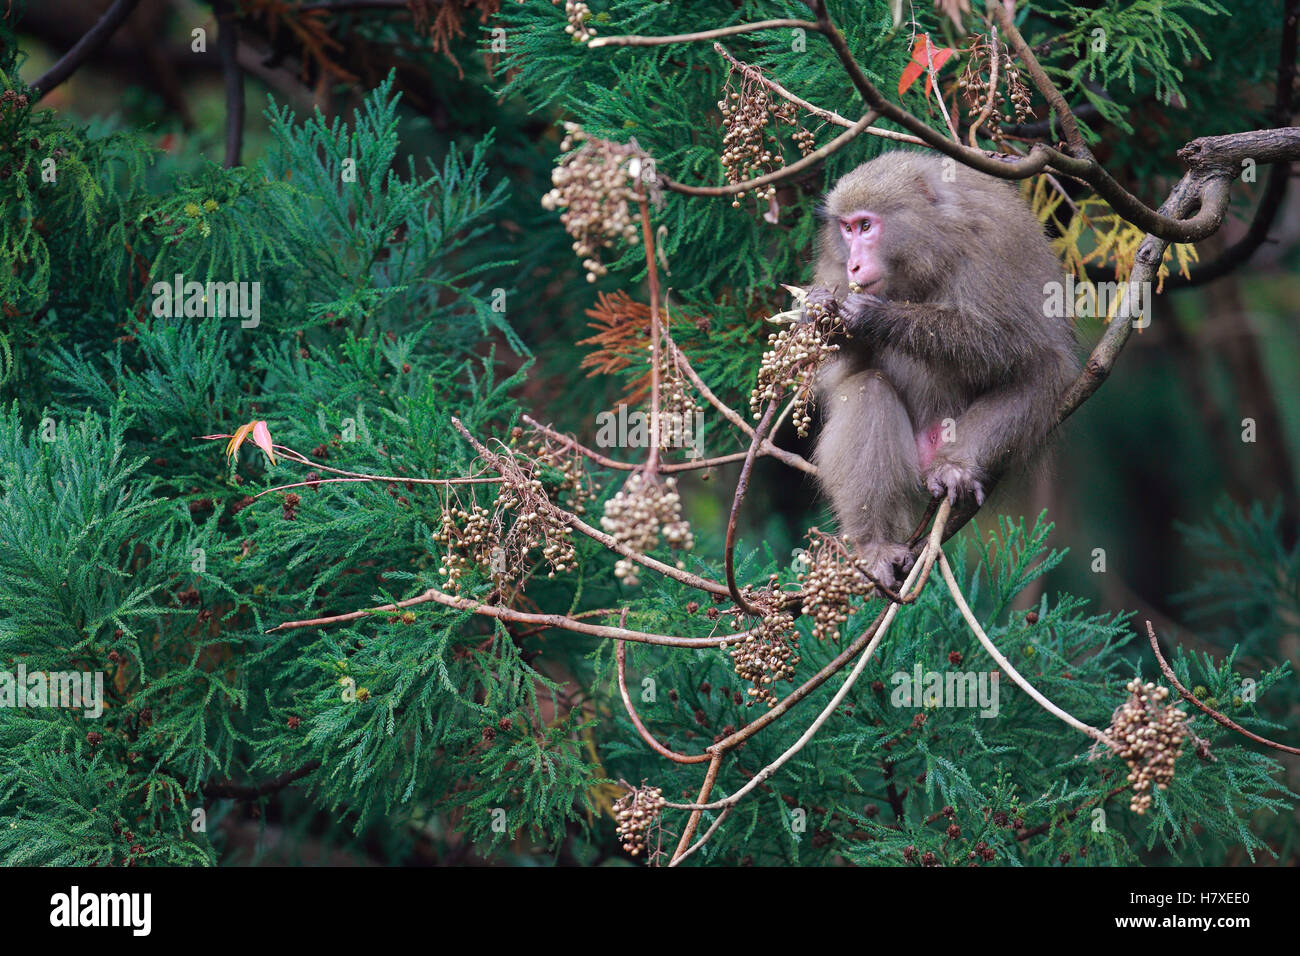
(837, 211), (884, 291)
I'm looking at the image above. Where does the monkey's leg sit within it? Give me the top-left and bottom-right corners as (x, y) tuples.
(815, 369), (921, 585)
(926, 380), (1056, 504)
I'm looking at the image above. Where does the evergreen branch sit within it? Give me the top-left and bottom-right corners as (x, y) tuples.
(1015, 784), (1131, 842)
(1146, 621), (1300, 755)
(29, 0), (144, 100)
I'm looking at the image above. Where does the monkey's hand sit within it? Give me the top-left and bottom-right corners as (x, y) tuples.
(801, 286), (840, 323)
(856, 539), (916, 590)
(923, 461), (987, 507)
(839, 291), (888, 337)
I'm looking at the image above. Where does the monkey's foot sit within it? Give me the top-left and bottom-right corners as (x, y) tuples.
(924, 462), (986, 506)
(855, 540), (916, 590)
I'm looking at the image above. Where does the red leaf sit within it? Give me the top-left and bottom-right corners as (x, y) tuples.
(898, 34), (954, 99)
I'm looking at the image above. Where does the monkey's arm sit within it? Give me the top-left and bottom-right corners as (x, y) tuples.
(837, 292), (1026, 376)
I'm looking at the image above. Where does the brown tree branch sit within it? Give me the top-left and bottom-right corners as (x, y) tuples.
(29, 0), (144, 100)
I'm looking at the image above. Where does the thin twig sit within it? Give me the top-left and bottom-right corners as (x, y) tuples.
(1145, 621), (1300, 755)
(617, 639), (713, 763)
(713, 41), (924, 144)
(660, 111), (880, 197)
(938, 551), (1117, 750)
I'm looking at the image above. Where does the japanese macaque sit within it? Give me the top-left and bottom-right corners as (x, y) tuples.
(806, 151), (1077, 585)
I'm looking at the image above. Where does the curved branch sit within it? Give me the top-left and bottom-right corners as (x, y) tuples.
(30, 0), (144, 100)
(939, 551), (1118, 750)
(1146, 621), (1300, 755)
(989, 3), (1088, 157)
(617, 640), (713, 763)
(724, 401), (777, 614)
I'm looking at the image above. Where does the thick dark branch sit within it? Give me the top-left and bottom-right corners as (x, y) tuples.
(202, 759), (322, 799)
(214, 0), (245, 168)
(1164, 0), (1298, 288)
(29, 0), (144, 100)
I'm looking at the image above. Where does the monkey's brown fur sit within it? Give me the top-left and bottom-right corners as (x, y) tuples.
(808, 151), (1077, 584)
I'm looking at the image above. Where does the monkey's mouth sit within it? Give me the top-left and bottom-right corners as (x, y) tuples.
(849, 279), (882, 294)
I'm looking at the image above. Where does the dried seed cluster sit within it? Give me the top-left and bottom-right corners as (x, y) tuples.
(599, 473), (694, 586)
(541, 123), (649, 282)
(724, 585), (799, 708)
(515, 426), (597, 515)
(959, 36), (1034, 142)
(751, 294), (842, 436)
(434, 446), (579, 592)
(554, 0), (596, 43)
(657, 346), (703, 448)
(798, 533), (875, 642)
(718, 66), (806, 209)
(1107, 679), (1188, 814)
(613, 785), (666, 857)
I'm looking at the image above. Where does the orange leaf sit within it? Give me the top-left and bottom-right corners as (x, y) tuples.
(898, 34), (954, 99)
(216, 420), (277, 466)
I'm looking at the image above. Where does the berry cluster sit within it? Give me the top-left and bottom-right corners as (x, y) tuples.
(613, 785), (666, 857)
(718, 66), (805, 209)
(798, 533), (875, 642)
(750, 293), (842, 436)
(554, 0), (596, 43)
(724, 585), (799, 707)
(1107, 679), (1188, 814)
(541, 123), (648, 283)
(656, 344), (703, 450)
(515, 426), (596, 515)
(599, 473), (694, 587)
